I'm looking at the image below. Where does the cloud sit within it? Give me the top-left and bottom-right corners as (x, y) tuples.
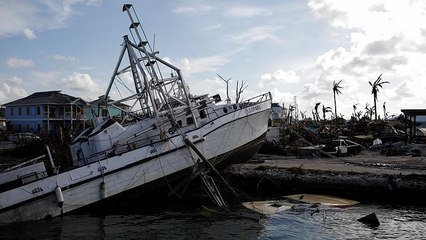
(259, 69), (300, 88)
(298, 0), (426, 117)
(6, 58), (34, 68)
(186, 77), (225, 96)
(0, 0), (102, 38)
(5, 76), (24, 86)
(23, 28), (36, 39)
(224, 6), (272, 17)
(61, 72), (100, 93)
(173, 5), (213, 15)
(229, 25), (281, 44)
(48, 54), (79, 62)
(0, 78), (28, 104)
(179, 54), (231, 76)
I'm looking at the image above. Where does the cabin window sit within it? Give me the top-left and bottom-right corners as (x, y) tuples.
(223, 107), (228, 114)
(200, 110), (206, 119)
(186, 117), (194, 125)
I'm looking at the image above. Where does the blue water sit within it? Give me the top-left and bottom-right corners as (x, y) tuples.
(1, 203), (425, 239)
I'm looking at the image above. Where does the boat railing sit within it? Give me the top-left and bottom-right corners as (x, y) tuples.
(1, 155), (46, 173)
(198, 106), (220, 121)
(242, 92), (272, 104)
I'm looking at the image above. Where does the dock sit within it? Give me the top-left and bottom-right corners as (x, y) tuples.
(225, 152), (426, 205)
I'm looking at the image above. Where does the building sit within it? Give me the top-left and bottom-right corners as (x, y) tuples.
(4, 91), (87, 133)
(0, 105), (5, 129)
(85, 95), (130, 120)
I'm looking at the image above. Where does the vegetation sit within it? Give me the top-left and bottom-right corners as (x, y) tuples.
(369, 74), (389, 121)
(332, 80), (343, 122)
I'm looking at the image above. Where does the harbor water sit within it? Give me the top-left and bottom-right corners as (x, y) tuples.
(1, 201), (425, 239)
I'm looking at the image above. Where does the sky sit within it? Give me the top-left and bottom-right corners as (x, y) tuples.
(1, 0), (426, 120)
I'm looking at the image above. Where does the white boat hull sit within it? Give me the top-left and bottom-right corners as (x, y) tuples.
(0, 101), (270, 223)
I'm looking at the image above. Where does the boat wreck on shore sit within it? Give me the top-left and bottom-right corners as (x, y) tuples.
(0, 4), (271, 224)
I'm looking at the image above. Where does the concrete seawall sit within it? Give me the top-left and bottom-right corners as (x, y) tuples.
(225, 152), (426, 204)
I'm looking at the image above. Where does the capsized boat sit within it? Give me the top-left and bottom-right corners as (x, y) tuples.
(284, 194), (359, 208)
(0, 4), (271, 224)
(242, 194), (359, 215)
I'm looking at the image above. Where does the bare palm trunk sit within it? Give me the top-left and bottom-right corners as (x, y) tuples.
(334, 91), (337, 121)
(373, 95), (377, 121)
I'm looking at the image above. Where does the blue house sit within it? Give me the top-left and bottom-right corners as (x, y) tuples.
(85, 95), (130, 121)
(4, 91), (87, 134)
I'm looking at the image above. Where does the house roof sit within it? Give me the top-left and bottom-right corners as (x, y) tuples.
(89, 95), (130, 108)
(401, 109), (426, 116)
(3, 90), (87, 106)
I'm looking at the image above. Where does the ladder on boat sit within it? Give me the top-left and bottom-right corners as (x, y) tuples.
(200, 172), (227, 208)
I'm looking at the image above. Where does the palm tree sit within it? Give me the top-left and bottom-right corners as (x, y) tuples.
(314, 102), (321, 122)
(383, 102), (387, 121)
(364, 103), (374, 120)
(352, 103), (358, 119)
(332, 80), (343, 121)
(369, 74), (389, 121)
(322, 105), (332, 120)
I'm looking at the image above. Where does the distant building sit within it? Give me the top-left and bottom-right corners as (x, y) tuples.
(3, 91), (87, 133)
(0, 105), (5, 129)
(269, 103), (285, 127)
(85, 95), (130, 120)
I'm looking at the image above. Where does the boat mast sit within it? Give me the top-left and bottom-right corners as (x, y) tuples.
(105, 4), (194, 125)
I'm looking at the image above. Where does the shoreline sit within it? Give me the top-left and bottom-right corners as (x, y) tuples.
(225, 152), (426, 205)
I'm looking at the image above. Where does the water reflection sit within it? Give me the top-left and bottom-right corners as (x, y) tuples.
(0, 203), (425, 239)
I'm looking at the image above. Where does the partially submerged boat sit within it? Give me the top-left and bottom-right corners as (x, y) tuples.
(0, 4), (271, 224)
(242, 194), (359, 215)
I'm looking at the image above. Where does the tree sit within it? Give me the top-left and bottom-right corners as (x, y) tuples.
(322, 105), (332, 120)
(314, 102), (321, 122)
(332, 80), (343, 121)
(383, 102), (387, 121)
(235, 80), (248, 103)
(369, 73), (389, 121)
(352, 103), (358, 119)
(364, 103), (374, 120)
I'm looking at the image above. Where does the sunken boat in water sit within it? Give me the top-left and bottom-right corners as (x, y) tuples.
(0, 4), (271, 224)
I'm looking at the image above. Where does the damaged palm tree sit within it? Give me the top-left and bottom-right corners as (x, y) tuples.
(369, 73), (389, 121)
(332, 80), (343, 123)
(314, 102), (321, 122)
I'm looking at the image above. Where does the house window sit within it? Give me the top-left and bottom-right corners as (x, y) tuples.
(26, 107), (30, 116)
(18, 107), (22, 116)
(37, 107), (41, 115)
(10, 108), (14, 116)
